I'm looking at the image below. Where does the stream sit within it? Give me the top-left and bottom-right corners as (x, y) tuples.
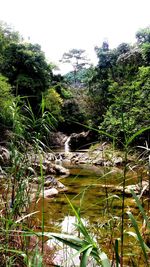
(0, 141), (149, 265)
(32, 146), (143, 266)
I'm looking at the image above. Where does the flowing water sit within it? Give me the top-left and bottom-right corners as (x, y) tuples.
(64, 136), (71, 153)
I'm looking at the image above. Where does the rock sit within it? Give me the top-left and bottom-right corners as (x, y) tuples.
(93, 159), (104, 166)
(33, 174), (67, 195)
(57, 180), (67, 189)
(32, 163), (47, 173)
(40, 188), (58, 198)
(46, 153), (56, 161)
(0, 166), (6, 174)
(0, 165), (7, 179)
(99, 181), (149, 197)
(112, 156), (123, 166)
(44, 176), (58, 187)
(104, 161), (113, 167)
(125, 181), (149, 196)
(28, 152), (55, 165)
(69, 131), (96, 150)
(51, 164), (70, 175)
(0, 146), (10, 164)
(47, 132), (68, 147)
(33, 175), (55, 185)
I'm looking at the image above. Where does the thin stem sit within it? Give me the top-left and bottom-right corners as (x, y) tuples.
(120, 147), (128, 267)
(40, 155), (45, 255)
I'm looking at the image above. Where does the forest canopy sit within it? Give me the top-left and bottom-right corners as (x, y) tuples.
(0, 21), (150, 146)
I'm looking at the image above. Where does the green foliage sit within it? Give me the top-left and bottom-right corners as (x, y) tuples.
(126, 189), (150, 266)
(64, 66), (96, 87)
(60, 87), (73, 99)
(99, 66), (150, 143)
(61, 98), (87, 133)
(83, 29), (150, 145)
(0, 21), (20, 67)
(54, 84), (73, 99)
(1, 43), (52, 99)
(0, 21), (53, 114)
(37, 197), (111, 267)
(136, 26), (150, 44)
(0, 74), (15, 127)
(141, 42), (150, 64)
(61, 49), (90, 86)
(44, 87), (63, 125)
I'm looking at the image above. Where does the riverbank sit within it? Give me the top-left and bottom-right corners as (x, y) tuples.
(0, 140), (150, 266)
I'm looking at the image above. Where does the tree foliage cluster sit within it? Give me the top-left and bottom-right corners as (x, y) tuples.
(0, 22), (86, 140)
(63, 27), (150, 144)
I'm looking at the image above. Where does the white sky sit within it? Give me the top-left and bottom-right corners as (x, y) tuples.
(0, 0), (150, 73)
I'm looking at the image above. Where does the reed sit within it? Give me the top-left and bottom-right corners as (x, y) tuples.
(0, 97), (150, 266)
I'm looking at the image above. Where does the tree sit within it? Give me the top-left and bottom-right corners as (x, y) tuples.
(136, 27), (150, 45)
(95, 41), (118, 81)
(61, 98), (87, 133)
(44, 87), (63, 125)
(116, 43), (131, 55)
(60, 49), (90, 86)
(1, 43), (53, 110)
(117, 47), (143, 80)
(0, 74), (15, 128)
(0, 21), (20, 70)
(100, 66), (150, 144)
(0, 21), (20, 53)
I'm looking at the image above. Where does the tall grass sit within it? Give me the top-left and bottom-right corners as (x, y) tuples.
(0, 97), (55, 266)
(0, 96), (150, 266)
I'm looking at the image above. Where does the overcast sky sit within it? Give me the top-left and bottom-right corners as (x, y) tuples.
(0, 0), (150, 72)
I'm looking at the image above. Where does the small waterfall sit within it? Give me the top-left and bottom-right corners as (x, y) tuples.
(65, 136), (71, 153)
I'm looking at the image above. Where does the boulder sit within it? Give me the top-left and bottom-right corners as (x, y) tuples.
(29, 153), (70, 176)
(69, 131), (96, 150)
(40, 188), (58, 198)
(44, 175), (66, 190)
(47, 132), (68, 147)
(34, 175), (67, 198)
(51, 164), (70, 176)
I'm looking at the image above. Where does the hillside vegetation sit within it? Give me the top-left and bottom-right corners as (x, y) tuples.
(0, 22), (150, 146)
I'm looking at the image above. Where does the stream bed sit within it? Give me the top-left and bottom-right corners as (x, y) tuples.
(32, 161), (145, 266)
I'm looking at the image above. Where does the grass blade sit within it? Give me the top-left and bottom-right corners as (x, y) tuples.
(99, 251), (111, 267)
(114, 239), (120, 267)
(127, 211), (149, 266)
(80, 245), (92, 267)
(126, 127), (150, 146)
(130, 189), (150, 229)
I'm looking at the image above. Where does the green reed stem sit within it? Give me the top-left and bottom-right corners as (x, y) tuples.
(40, 156), (45, 255)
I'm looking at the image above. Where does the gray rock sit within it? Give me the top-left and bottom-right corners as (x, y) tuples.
(52, 164), (70, 175)
(48, 132), (68, 147)
(40, 188), (58, 198)
(0, 146), (10, 164)
(125, 181), (149, 196)
(112, 156), (123, 166)
(69, 131), (95, 150)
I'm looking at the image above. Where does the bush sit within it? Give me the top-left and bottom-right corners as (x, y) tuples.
(0, 74), (15, 127)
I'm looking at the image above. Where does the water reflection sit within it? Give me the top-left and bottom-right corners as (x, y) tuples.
(32, 166), (137, 232)
(31, 165), (139, 266)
